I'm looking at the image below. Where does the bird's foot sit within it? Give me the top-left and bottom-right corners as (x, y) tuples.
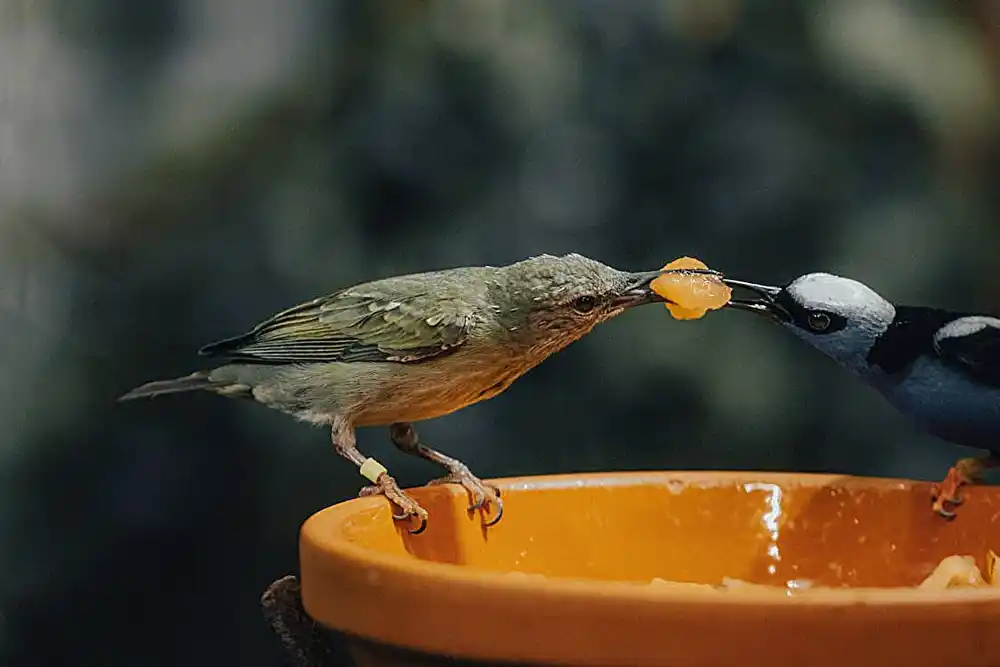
(931, 457), (986, 519)
(359, 473), (429, 535)
(427, 465), (503, 527)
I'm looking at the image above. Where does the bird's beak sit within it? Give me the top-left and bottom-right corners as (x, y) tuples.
(723, 278), (791, 322)
(610, 268), (720, 310)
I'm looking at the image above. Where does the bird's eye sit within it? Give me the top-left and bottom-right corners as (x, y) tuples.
(807, 312), (831, 332)
(572, 295), (598, 313)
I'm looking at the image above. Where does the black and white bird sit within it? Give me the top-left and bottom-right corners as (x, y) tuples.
(723, 271), (1000, 518)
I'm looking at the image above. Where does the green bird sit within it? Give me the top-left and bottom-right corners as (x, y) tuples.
(121, 253), (706, 533)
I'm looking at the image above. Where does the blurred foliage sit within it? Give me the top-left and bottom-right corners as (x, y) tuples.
(1, 0), (999, 665)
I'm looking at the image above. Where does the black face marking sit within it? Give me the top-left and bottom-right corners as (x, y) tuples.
(807, 312), (831, 332)
(866, 306), (964, 375)
(773, 291), (847, 335)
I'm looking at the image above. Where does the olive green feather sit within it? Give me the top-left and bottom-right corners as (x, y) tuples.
(199, 286), (475, 365)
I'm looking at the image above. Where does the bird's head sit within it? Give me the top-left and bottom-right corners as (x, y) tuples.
(497, 253), (682, 348)
(725, 272), (895, 374)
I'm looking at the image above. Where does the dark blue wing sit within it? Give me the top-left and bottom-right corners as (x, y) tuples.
(933, 316), (1000, 388)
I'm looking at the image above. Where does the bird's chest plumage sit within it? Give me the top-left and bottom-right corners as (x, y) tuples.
(273, 324), (586, 427)
(347, 351), (536, 426)
(876, 357), (1000, 449)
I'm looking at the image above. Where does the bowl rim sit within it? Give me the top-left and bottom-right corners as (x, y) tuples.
(298, 471), (1000, 664)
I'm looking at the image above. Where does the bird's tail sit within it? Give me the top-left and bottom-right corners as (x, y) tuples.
(118, 371), (226, 401)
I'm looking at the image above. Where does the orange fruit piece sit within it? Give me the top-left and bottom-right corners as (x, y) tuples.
(650, 256), (731, 320)
(665, 303), (708, 321)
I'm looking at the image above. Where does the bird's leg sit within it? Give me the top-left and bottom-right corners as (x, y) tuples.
(388, 422), (503, 527)
(331, 418), (428, 534)
(931, 453), (999, 519)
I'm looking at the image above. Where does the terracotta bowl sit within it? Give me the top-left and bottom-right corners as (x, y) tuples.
(299, 472), (1000, 667)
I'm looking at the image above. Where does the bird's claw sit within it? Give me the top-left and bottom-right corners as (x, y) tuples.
(931, 483), (961, 519)
(428, 468), (503, 527)
(930, 482), (958, 518)
(930, 458), (985, 519)
(359, 473), (429, 534)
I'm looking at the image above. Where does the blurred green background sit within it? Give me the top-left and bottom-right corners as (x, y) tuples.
(2, 0), (999, 664)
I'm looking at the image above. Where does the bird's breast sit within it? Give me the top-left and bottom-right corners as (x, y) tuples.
(878, 357), (1000, 449)
(348, 352), (533, 427)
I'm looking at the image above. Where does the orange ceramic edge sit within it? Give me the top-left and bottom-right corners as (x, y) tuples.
(298, 471), (1000, 665)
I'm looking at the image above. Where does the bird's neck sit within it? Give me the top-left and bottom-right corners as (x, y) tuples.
(865, 305), (962, 377)
(519, 325), (596, 366)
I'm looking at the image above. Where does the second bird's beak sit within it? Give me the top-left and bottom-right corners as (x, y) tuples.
(724, 278), (790, 322)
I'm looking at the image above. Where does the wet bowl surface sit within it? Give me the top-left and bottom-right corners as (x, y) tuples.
(299, 472), (1000, 667)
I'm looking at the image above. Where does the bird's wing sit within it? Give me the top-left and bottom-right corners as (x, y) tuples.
(198, 288), (475, 364)
(932, 316), (1000, 387)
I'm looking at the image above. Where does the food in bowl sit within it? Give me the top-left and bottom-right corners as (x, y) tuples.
(644, 551), (1000, 594)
